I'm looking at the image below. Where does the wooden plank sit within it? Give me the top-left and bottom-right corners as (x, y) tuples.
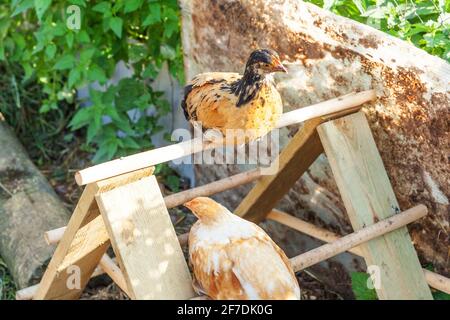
(235, 118), (324, 223)
(34, 167), (154, 300)
(317, 111), (432, 300)
(96, 175), (195, 299)
(34, 183), (102, 299)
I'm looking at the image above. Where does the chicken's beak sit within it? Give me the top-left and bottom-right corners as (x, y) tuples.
(271, 58), (288, 73)
(184, 199), (197, 211)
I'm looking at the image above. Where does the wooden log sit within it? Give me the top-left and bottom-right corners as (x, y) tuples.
(45, 168), (263, 244)
(268, 209), (450, 294)
(96, 175), (195, 299)
(290, 205), (427, 271)
(0, 120), (70, 288)
(75, 90), (376, 186)
(317, 112), (432, 299)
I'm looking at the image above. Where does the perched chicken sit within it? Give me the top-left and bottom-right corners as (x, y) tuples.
(184, 197), (300, 300)
(181, 49), (287, 144)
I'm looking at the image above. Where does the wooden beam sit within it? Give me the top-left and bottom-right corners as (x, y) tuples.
(75, 90), (376, 185)
(317, 111), (432, 300)
(235, 118), (324, 223)
(34, 168), (154, 300)
(96, 175), (195, 299)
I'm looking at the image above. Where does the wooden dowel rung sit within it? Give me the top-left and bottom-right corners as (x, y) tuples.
(98, 255), (130, 296)
(422, 269), (450, 295)
(268, 208), (450, 294)
(267, 209), (364, 256)
(164, 168), (262, 209)
(289, 204), (427, 272)
(75, 90), (376, 185)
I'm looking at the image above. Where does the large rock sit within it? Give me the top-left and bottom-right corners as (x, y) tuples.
(179, 0), (449, 294)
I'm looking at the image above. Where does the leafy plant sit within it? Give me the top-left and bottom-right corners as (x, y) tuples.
(350, 272), (378, 300)
(155, 163), (181, 192)
(0, 0), (184, 162)
(351, 270), (450, 300)
(0, 256), (16, 300)
(306, 0), (449, 62)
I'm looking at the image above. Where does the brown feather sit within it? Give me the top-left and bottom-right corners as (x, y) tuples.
(182, 71), (283, 144)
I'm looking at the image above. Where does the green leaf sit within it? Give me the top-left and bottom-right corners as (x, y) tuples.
(350, 272), (378, 300)
(69, 107), (92, 130)
(22, 62), (33, 81)
(162, 17), (178, 39)
(77, 30), (90, 43)
(45, 43), (56, 59)
(109, 17), (123, 38)
(53, 54), (75, 70)
(124, 0), (143, 13)
(69, 0), (86, 7)
(68, 68), (80, 88)
(34, 0), (52, 21)
(166, 175), (180, 192)
(142, 3), (161, 26)
(160, 44), (176, 60)
(143, 63), (158, 78)
(122, 136), (141, 149)
(92, 143), (110, 163)
(79, 47), (96, 64)
(323, 0), (338, 10)
(92, 1), (110, 13)
(66, 32), (74, 48)
(433, 291), (450, 300)
(11, 0), (34, 17)
(105, 141), (118, 160)
(87, 65), (107, 83)
(39, 101), (57, 113)
(87, 116), (102, 144)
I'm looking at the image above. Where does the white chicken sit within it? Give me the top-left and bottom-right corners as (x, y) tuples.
(184, 197), (300, 300)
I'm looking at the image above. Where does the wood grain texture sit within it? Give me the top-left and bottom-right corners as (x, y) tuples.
(96, 175), (195, 299)
(235, 118), (324, 223)
(34, 183), (104, 300)
(35, 168), (154, 300)
(317, 112), (432, 300)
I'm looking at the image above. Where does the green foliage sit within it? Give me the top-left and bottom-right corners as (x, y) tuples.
(350, 272), (378, 300)
(154, 163), (181, 192)
(0, 0), (184, 162)
(0, 256), (16, 300)
(351, 270), (450, 300)
(306, 0), (450, 62)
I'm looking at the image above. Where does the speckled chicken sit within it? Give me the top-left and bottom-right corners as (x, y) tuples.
(182, 49), (287, 144)
(184, 197), (300, 300)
